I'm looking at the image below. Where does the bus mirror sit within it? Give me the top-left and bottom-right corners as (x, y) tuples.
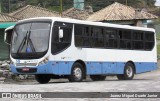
(59, 29), (64, 39)
(4, 31), (11, 45)
(4, 26), (14, 45)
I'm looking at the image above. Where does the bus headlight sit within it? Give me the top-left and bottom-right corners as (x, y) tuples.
(39, 57), (49, 65)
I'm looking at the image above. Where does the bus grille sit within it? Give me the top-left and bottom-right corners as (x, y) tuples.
(16, 63), (37, 67)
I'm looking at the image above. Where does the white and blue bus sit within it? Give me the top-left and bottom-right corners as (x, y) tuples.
(5, 17), (157, 83)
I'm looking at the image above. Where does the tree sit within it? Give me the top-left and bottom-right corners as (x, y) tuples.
(1, 0), (156, 13)
(86, 0), (156, 11)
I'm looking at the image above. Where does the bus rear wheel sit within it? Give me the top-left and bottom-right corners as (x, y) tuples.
(35, 74), (51, 84)
(117, 62), (135, 80)
(90, 75), (106, 81)
(68, 63), (84, 82)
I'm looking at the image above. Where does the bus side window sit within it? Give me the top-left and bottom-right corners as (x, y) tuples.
(144, 32), (154, 50)
(74, 24), (83, 47)
(91, 27), (104, 48)
(58, 27), (72, 43)
(104, 29), (118, 48)
(51, 22), (72, 55)
(75, 24), (91, 47)
(82, 26), (90, 47)
(133, 31), (144, 50)
(119, 29), (131, 49)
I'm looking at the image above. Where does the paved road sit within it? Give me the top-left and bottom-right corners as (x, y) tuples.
(1, 69), (160, 92)
(0, 61), (160, 101)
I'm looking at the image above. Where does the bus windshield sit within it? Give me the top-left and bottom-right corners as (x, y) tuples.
(11, 22), (51, 59)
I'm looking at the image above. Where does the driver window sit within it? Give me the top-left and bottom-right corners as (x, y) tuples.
(51, 22), (72, 55)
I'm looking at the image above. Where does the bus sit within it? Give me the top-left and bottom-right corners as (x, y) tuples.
(5, 17), (157, 83)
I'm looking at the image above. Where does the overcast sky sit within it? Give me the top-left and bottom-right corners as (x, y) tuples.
(155, 0), (160, 6)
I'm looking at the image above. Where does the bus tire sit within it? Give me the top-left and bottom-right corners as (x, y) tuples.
(35, 74), (51, 84)
(68, 63), (84, 82)
(117, 62), (134, 80)
(90, 75), (106, 81)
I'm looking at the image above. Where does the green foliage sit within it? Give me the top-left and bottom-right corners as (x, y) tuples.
(157, 33), (160, 39)
(26, 0), (38, 5)
(26, 0), (72, 11)
(1, 0), (156, 13)
(86, 0), (156, 11)
(157, 44), (160, 55)
(48, 6), (60, 12)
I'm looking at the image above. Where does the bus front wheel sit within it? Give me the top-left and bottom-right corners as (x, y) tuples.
(35, 74), (51, 84)
(90, 75), (106, 81)
(68, 63), (84, 82)
(117, 62), (135, 80)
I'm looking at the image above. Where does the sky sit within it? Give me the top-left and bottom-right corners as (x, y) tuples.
(155, 0), (160, 6)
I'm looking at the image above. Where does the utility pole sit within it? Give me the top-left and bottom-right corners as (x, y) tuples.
(126, 0), (128, 5)
(8, 0), (10, 13)
(0, 0), (1, 13)
(60, 0), (63, 17)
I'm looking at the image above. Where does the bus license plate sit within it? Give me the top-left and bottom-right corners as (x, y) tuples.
(22, 68), (30, 72)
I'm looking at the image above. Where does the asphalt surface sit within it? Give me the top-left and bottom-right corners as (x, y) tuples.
(0, 60), (160, 101)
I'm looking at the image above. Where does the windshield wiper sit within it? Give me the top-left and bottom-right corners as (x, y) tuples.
(17, 31), (28, 54)
(27, 37), (36, 53)
(17, 31), (36, 54)
(26, 30), (36, 53)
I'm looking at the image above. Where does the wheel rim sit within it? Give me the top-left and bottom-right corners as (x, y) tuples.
(126, 66), (133, 77)
(73, 67), (82, 80)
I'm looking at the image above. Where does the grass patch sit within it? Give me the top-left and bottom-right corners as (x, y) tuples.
(157, 33), (160, 39)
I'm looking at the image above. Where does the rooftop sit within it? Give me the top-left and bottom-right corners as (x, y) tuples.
(87, 2), (158, 21)
(9, 5), (60, 19)
(63, 7), (90, 20)
(0, 13), (19, 22)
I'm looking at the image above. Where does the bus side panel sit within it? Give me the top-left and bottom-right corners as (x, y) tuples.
(116, 62), (125, 74)
(51, 61), (74, 75)
(86, 62), (124, 75)
(37, 61), (54, 74)
(102, 62), (117, 74)
(135, 62), (157, 74)
(87, 62), (102, 74)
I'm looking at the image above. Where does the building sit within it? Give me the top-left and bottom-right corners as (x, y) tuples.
(0, 13), (19, 60)
(9, 5), (60, 19)
(63, 7), (90, 20)
(87, 2), (158, 27)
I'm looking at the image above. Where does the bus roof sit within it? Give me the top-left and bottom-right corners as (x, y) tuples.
(17, 17), (155, 32)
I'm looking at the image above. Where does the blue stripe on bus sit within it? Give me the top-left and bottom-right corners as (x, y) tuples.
(10, 61), (157, 75)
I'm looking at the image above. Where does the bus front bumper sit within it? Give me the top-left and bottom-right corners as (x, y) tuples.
(10, 61), (73, 75)
(10, 61), (54, 74)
